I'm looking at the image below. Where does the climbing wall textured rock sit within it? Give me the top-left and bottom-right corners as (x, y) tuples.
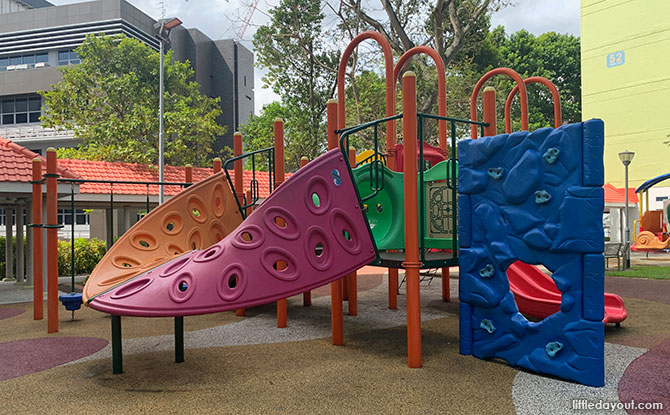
(458, 120), (605, 387)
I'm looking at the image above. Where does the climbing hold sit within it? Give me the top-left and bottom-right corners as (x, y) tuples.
(480, 319), (496, 334)
(543, 148), (560, 164)
(479, 264), (495, 278)
(545, 341), (563, 357)
(487, 167), (504, 180)
(376, 203), (383, 213)
(534, 190), (551, 204)
(331, 169), (342, 186)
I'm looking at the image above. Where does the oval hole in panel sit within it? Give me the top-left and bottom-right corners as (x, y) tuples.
(162, 211), (183, 235)
(112, 256), (142, 270)
(231, 225), (265, 249)
(159, 254), (192, 278)
(261, 248), (300, 281)
(166, 243), (184, 256)
(131, 231), (158, 251)
(110, 277), (153, 300)
(263, 207), (300, 240)
(188, 195), (208, 224)
(212, 183), (227, 217)
(168, 272), (195, 303)
(329, 208), (362, 255)
(304, 226), (333, 271)
(187, 229), (202, 251)
(217, 264), (247, 301)
(210, 220), (225, 244)
(304, 176), (331, 215)
(193, 244), (225, 263)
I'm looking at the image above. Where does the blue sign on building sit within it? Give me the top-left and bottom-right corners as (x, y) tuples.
(607, 51), (625, 68)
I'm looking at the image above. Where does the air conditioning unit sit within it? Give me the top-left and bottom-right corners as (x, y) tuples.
(35, 62), (49, 68)
(6, 65), (16, 71)
(16, 64), (28, 70)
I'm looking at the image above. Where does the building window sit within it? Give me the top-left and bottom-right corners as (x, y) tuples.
(58, 49), (80, 66)
(0, 53), (49, 71)
(57, 209), (90, 225)
(0, 95), (42, 125)
(656, 196), (668, 202)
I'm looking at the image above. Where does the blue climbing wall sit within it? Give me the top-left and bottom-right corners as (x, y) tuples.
(457, 120), (605, 387)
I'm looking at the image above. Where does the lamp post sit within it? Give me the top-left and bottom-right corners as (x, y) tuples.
(619, 150), (635, 269)
(155, 17), (182, 204)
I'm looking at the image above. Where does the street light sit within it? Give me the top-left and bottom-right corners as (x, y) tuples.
(154, 17), (183, 204)
(619, 150), (635, 269)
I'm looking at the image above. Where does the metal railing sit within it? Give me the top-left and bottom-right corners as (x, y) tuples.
(223, 146), (275, 219)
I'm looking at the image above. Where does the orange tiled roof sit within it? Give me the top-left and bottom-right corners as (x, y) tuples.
(0, 137), (81, 182)
(603, 183), (638, 204)
(58, 158), (282, 198)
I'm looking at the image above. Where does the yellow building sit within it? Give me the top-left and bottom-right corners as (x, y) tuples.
(581, 0), (670, 197)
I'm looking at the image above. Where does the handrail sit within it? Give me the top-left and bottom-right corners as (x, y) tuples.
(223, 146), (275, 219)
(56, 178), (192, 186)
(505, 76), (562, 132)
(394, 46), (447, 156)
(470, 67), (528, 139)
(337, 31), (397, 169)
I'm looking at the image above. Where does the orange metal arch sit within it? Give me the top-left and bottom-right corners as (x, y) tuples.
(337, 31), (396, 168)
(394, 46), (447, 153)
(470, 68), (528, 139)
(504, 76), (562, 132)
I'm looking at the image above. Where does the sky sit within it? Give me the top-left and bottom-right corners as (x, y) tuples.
(49, 0), (581, 113)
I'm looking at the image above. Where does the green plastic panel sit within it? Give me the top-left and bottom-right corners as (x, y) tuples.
(353, 160), (457, 251)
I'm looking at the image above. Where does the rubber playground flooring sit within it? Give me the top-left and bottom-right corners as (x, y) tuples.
(1, 268), (669, 415)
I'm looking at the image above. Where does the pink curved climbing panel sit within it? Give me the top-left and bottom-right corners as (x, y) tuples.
(83, 172), (242, 304)
(87, 150), (377, 317)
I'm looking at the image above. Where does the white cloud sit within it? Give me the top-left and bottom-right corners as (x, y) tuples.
(491, 0), (580, 36)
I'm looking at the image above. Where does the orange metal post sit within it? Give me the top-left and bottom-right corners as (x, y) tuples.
(45, 148), (58, 333)
(347, 148), (358, 316)
(327, 100), (343, 345)
(274, 118), (288, 328)
(212, 157), (222, 174)
(184, 164), (193, 184)
(31, 158), (43, 320)
(505, 76), (562, 132)
(300, 156), (312, 307)
(402, 73), (422, 368)
(233, 132), (244, 202)
(482, 87), (497, 137)
(470, 68), (528, 139)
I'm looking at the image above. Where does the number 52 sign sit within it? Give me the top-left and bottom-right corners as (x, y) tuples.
(607, 51), (625, 68)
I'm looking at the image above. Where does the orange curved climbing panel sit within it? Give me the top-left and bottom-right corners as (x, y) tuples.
(83, 172), (242, 304)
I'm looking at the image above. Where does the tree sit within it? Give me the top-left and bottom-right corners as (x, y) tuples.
(252, 0), (337, 167)
(41, 34), (225, 167)
(473, 28), (582, 132)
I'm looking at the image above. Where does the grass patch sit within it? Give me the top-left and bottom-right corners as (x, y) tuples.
(606, 266), (670, 280)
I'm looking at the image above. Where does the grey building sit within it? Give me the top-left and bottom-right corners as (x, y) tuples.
(0, 0), (253, 155)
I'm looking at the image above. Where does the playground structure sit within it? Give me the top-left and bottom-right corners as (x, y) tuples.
(632, 173), (670, 253)
(25, 31), (625, 387)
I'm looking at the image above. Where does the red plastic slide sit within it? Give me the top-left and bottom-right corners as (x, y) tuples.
(506, 261), (627, 325)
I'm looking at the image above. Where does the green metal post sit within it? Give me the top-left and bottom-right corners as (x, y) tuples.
(111, 315), (123, 374)
(175, 316), (184, 363)
(418, 115), (425, 264)
(70, 183), (75, 293)
(451, 120), (458, 257)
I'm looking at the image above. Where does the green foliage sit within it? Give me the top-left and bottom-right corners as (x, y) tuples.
(57, 238), (107, 277)
(240, 102), (291, 170)
(0, 237), (25, 279)
(41, 34), (225, 167)
(473, 27), (582, 132)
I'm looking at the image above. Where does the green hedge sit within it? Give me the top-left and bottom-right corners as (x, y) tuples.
(0, 237), (106, 278)
(57, 238), (107, 276)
